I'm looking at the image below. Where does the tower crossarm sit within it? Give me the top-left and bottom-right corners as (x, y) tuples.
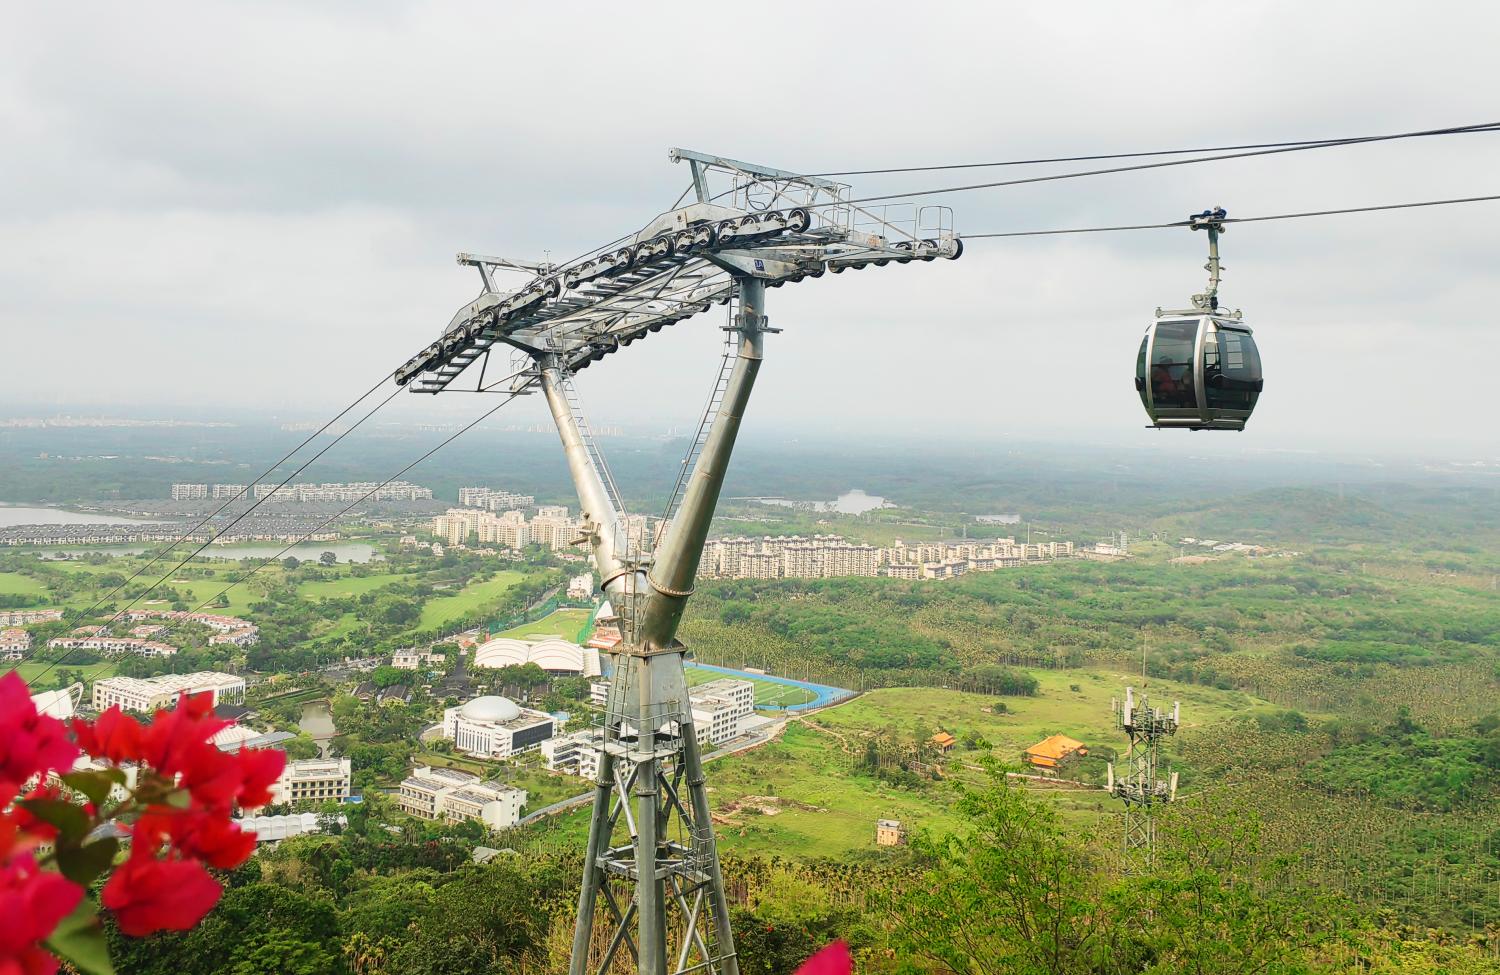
(393, 149), (962, 395)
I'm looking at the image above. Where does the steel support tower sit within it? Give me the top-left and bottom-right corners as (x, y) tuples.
(393, 150), (962, 975)
(1109, 686), (1179, 870)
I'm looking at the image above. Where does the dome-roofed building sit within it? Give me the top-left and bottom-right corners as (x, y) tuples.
(473, 636), (601, 678)
(442, 694), (555, 759)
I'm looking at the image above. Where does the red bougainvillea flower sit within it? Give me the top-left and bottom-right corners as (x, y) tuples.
(0, 672), (79, 802)
(175, 741), (285, 813)
(0, 848), (84, 975)
(228, 747), (285, 810)
(138, 693), (229, 777)
(101, 856), (221, 937)
(9, 784), (72, 843)
(71, 705), (144, 765)
(132, 812), (256, 871)
(794, 941), (853, 975)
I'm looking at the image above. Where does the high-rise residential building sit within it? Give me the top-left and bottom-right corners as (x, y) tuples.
(170, 483), (209, 500)
(211, 484), (248, 499)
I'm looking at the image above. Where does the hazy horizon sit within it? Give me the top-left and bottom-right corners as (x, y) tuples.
(5, 3), (1500, 456)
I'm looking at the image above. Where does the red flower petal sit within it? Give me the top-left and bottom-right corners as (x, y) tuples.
(794, 942), (852, 975)
(101, 857), (221, 937)
(71, 707), (144, 765)
(0, 673), (79, 796)
(0, 848), (85, 956)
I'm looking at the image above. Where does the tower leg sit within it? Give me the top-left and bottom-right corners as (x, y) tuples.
(679, 706), (740, 975)
(570, 750), (617, 975)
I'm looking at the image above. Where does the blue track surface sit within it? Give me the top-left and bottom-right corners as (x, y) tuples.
(683, 660), (855, 711)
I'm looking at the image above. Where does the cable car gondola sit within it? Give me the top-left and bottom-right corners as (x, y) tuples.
(1135, 208), (1263, 431)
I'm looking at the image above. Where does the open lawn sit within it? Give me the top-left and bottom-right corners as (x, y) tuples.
(3, 660), (118, 686)
(497, 607), (591, 640)
(0, 573), (48, 601)
(297, 571), (411, 600)
(685, 665), (817, 708)
(417, 571), (527, 630)
(519, 673), (1270, 860)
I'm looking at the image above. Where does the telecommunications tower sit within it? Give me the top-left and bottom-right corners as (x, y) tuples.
(393, 149), (961, 975)
(1108, 685), (1180, 869)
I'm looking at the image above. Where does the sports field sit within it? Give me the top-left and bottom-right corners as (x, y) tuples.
(496, 608), (592, 640)
(684, 665), (818, 708)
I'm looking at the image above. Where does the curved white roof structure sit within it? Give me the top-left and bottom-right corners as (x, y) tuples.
(31, 683), (83, 720)
(460, 695), (521, 723)
(473, 637), (600, 677)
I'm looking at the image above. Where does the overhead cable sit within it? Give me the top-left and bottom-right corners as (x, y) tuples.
(961, 193), (1500, 238)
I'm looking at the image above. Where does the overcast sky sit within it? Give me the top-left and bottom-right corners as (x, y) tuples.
(3, 2), (1498, 460)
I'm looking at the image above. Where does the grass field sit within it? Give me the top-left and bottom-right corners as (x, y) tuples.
(0, 573), (48, 601)
(685, 665), (817, 708)
(815, 669), (1269, 759)
(496, 607), (591, 640)
(520, 671), (1271, 859)
(297, 572), (410, 600)
(2, 660), (119, 685)
(417, 571), (527, 630)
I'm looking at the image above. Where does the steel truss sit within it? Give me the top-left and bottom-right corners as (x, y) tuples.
(1109, 686), (1180, 871)
(394, 149), (962, 975)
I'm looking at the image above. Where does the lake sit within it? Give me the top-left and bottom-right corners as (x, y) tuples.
(36, 541), (383, 563)
(0, 505), (166, 528)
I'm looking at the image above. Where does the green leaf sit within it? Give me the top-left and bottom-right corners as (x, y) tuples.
(44, 899), (115, 975)
(163, 788), (193, 810)
(61, 769), (125, 807)
(19, 797), (91, 843)
(56, 837), (120, 886)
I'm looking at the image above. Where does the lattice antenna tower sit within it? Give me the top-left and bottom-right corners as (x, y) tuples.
(1108, 685), (1180, 870)
(392, 148), (961, 975)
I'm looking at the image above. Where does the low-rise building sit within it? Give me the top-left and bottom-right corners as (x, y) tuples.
(392, 648), (444, 671)
(91, 672), (246, 714)
(396, 765), (526, 830)
(0, 627), (31, 660)
(442, 696), (554, 759)
(689, 678), (755, 746)
(1024, 734), (1088, 771)
(272, 758), (353, 805)
(49, 636), (178, 658)
(876, 819), (906, 846)
(541, 729), (601, 780)
(237, 812), (340, 843)
(0, 610), (63, 626)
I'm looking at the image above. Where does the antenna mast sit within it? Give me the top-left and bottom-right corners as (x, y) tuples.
(1108, 684), (1180, 871)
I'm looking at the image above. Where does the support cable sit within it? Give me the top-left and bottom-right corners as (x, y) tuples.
(24, 376), (401, 687)
(798, 122), (1500, 176)
(960, 193), (1500, 238)
(67, 373), (535, 690)
(789, 121), (1500, 208)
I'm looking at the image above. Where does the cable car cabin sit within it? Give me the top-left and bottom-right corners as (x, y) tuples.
(1135, 315), (1262, 430)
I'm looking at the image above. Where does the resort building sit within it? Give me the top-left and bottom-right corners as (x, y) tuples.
(396, 765), (527, 830)
(48, 636), (178, 658)
(0, 628), (31, 660)
(91, 672), (246, 714)
(541, 729), (602, 780)
(271, 758), (353, 805)
(1024, 734), (1089, 772)
(442, 696), (555, 759)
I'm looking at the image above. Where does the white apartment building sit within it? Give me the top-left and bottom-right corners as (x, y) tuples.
(442, 696), (555, 759)
(567, 572), (595, 601)
(392, 648), (445, 670)
(589, 680), (611, 706)
(397, 765), (527, 830)
(171, 483), (209, 500)
(211, 484), (248, 499)
(91, 672), (246, 713)
(255, 481), (432, 503)
(271, 758), (352, 805)
(700, 533), (1076, 582)
(50, 636), (178, 658)
(689, 678), (755, 746)
(0, 628), (31, 660)
(458, 487), (536, 510)
(540, 730), (601, 780)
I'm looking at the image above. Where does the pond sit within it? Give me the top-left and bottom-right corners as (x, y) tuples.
(297, 700), (337, 758)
